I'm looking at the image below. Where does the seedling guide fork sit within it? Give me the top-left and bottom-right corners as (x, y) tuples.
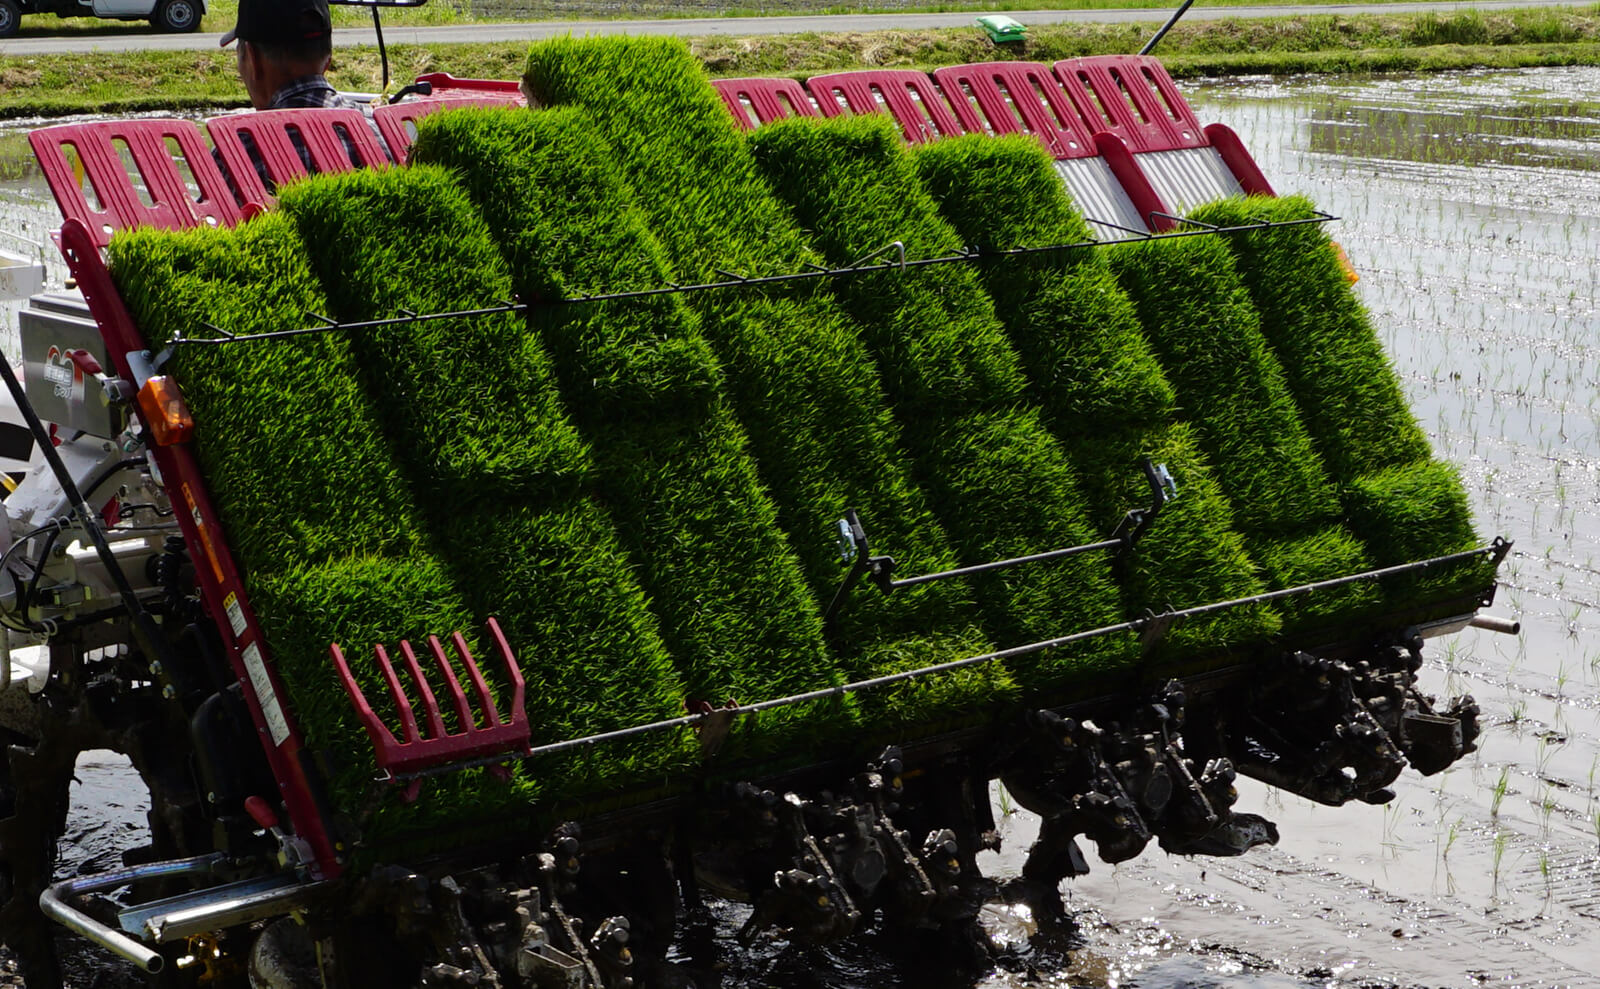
(328, 618), (531, 802)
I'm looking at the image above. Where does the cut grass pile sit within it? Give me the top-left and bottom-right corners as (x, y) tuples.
(746, 114), (1129, 684)
(408, 105), (848, 757)
(1105, 233), (1377, 625)
(275, 166), (694, 800)
(912, 135), (1275, 657)
(524, 35), (1015, 726)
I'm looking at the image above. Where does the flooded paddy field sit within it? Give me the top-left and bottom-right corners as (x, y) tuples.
(0, 64), (1597, 988)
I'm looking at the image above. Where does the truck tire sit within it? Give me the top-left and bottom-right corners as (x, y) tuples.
(151, 0), (200, 33)
(0, 0), (21, 40)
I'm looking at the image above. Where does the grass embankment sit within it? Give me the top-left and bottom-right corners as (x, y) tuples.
(408, 106), (850, 758)
(524, 35), (1015, 731)
(746, 114), (1130, 685)
(911, 135), (1275, 658)
(2, 6), (1598, 118)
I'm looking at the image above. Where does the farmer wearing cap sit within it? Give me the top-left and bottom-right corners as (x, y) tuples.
(216, 0), (389, 201)
(221, 0), (359, 112)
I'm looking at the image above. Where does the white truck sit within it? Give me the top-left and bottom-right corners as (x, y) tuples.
(0, 0), (203, 38)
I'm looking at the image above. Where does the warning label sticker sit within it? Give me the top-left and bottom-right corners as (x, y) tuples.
(242, 642), (290, 747)
(224, 592), (246, 639)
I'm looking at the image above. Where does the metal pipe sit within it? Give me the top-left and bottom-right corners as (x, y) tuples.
(38, 854), (223, 973)
(1468, 614), (1521, 636)
(148, 879), (329, 942)
(168, 215), (1338, 350)
(1140, 0), (1196, 56)
(890, 538), (1124, 588)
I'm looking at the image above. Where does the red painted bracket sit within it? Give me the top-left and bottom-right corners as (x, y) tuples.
(806, 69), (969, 145)
(712, 77), (819, 131)
(374, 96), (524, 164)
(1204, 122), (1277, 197)
(930, 61), (1096, 160)
(413, 72), (524, 99)
(206, 108), (391, 209)
(28, 119), (242, 248)
(329, 617), (530, 803)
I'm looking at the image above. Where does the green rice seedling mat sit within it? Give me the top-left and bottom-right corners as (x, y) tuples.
(1188, 196), (1485, 599)
(746, 114), (1129, 686)
(911, 135), (1276, 658)
(1105, 233), (1378, 627)
(523, 35), (1017, 731)
(408, 105), (849, 760)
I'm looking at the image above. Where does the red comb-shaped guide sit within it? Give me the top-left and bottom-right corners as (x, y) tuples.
(329, 617), (529, 803)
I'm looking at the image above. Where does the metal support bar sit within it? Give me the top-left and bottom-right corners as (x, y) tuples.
(160, 217), (1337, 351)
(1468, 614), (1520, 636)
(391, 539), (1510, 781)
(38, 853), (225, 974)
(824, 460), (1173, 632)
(1140, 0), (1196, 55)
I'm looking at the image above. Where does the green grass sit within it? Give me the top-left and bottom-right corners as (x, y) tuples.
(4, 8), (1600, 118)
(408, 106), (850, 756)
(746, 114), (1128, 683)
(911, 136), (1276, 656)
(524, 35), (1016, 727)
(1106, 235), (1341, 540)
(108, 215), (414, 568)
(1344, 459), (1487, 598)
(1186, 196), (1483, 609)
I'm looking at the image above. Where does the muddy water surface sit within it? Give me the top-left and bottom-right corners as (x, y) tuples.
(1, 66), (1597, 988)
(1043, 66), (1600, 989)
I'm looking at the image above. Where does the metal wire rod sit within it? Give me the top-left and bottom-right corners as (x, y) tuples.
(163, 214), (1336, 352)
(387, 538), (1506, 780)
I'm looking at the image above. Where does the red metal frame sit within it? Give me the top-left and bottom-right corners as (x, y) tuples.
(207, 108), (391, 208)
(929, 61), (1097, 160)
(1091, 132), (1175, 232)
(413, 72), (523, 98)
(28, 120), (242, 249)
(329, 618), (530, 804)
(1203, 122), (1277, 197)
(373, 97), (522, 164)
(54, 217), (343, 878)
(805, 70), (969, 145)
(711, 77), (819, 131)
(1053, 56), (1205, 153)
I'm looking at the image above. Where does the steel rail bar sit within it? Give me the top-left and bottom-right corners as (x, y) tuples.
(384, 539), (1508, 781)
(39, 853), (226, 973)
(162, 214), (1336, 353)
(888, 538), (1126, 589)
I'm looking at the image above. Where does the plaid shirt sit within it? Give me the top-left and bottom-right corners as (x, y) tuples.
(267, 76), (361, 111)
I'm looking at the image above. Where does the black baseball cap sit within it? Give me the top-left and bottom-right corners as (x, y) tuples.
(220, 0), (332, 48)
